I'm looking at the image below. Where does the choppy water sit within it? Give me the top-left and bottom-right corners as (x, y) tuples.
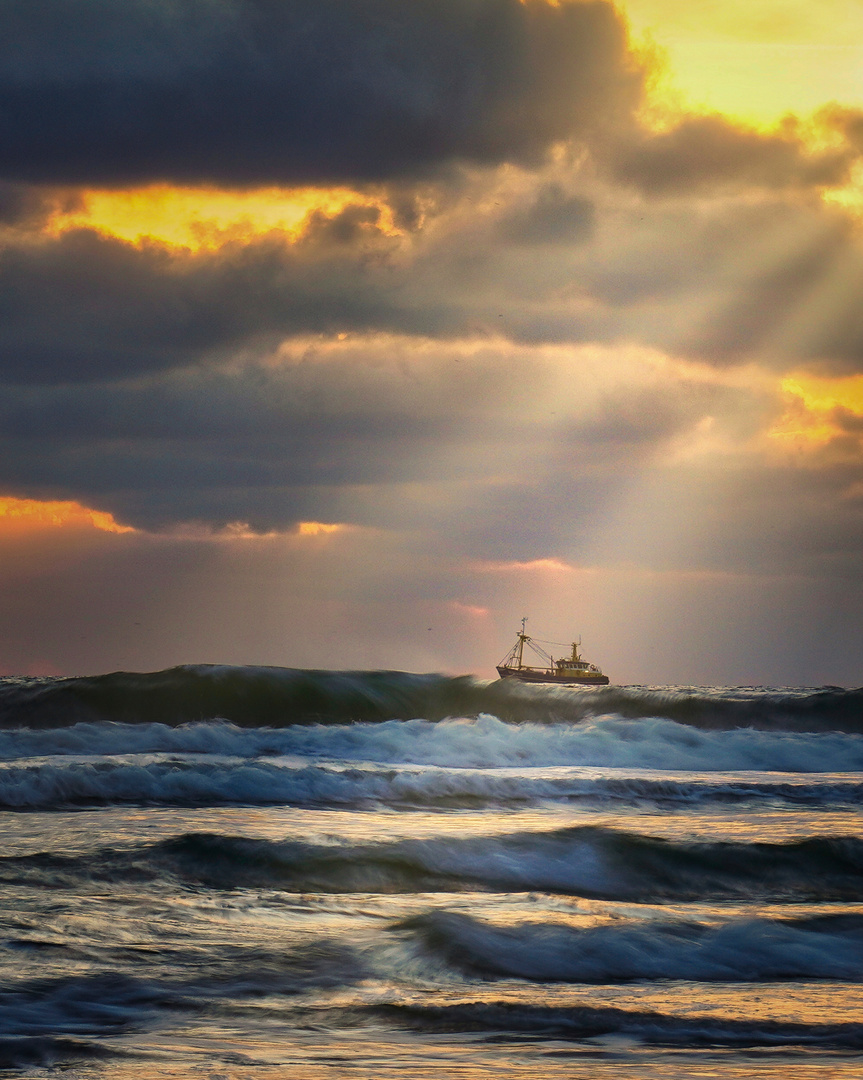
(1, 667), (862, 1078)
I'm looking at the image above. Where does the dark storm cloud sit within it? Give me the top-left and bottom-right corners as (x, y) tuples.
(0, 222), (468, 383)
(0, 182), (53, 224)
(0, 0), (641, 186)
(607, 115), (854, 195)
(5, 181), (863, 386)
(0, 347), (509, 527)
(0, 340), (748, 531)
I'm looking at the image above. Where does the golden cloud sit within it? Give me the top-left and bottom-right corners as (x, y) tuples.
(44, 185), (397, 251)
(0, 496), (135, 534)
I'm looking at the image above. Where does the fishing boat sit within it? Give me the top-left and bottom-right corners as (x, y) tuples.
(497, 618), (609, 685)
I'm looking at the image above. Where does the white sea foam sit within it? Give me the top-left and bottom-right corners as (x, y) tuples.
(0, 756), (861, 810)
(2, 714), (863, 773)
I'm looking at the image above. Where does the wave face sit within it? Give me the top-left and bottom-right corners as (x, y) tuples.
(1, 706), (862, 811)
(4, 712), (863, 771)
(0, 946), (365, 1069)
(399, 910), (863, 982)
(1, 754), (863, 810)
(3, 666), (863, 1076)
(2, 666), (863, 731)
(4, 827), (861, 902)
(375, 1001), (863, 1050)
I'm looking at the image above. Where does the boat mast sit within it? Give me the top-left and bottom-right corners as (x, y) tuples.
(516, 616), (528, 669)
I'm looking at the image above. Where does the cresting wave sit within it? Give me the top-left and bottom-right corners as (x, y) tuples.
(3, 959), (862, 1068)
(3, 827), (863, 902)
(374, 1001), (863, 1049)
(399, 910), (863, 982)
(3, 714), (863, 773)
(2, 667), (862, 731)
(2, 757), (863, 810)
(2, 669), (860, 1076)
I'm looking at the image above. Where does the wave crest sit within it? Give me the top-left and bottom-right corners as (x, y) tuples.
(4, 826), (863, 902)
(399, 909), (863, 982)
(2, 667), (862, 732)
(374, 1000), (863, 1049)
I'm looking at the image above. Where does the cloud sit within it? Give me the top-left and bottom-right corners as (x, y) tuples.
(2, 422), (863, 682)
(498, 183), (595, 244)
(819, 105), (863, 152)
(0, 182), (55, 225)
(0, 220), (452, 383)
(6, 0), (849, 201)
(676, 211), (863, 372)
(0, 0), (642, 186)
(5, 170), (863, 389)
(0, 336), (771, 538)
(2, 3), (863, 686)
(607, 115), (854, 194)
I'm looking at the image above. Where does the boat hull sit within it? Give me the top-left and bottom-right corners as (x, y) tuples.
(497, 666), (609, 686)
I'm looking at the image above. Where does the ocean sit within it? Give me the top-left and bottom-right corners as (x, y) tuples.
(1, 667), (862, 1079)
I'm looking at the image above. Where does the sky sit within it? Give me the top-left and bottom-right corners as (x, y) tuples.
(2, 0), (863, 685)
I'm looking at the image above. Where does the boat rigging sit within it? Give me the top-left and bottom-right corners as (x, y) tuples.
(496, 617), (609, 685)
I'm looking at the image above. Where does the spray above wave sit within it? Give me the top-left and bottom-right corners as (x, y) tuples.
(4, 827), (863, 902)
(400, 910), (863, 983)
(2, 667), (862, 732)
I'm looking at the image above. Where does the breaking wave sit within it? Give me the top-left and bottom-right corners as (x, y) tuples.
(3, 827), (862, 902)
(1, 755), (862, 810)
(399, 909), (863, 982)
(2, 667), (862, 732)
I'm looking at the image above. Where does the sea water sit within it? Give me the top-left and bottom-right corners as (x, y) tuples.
(0, 669), (861, 1078)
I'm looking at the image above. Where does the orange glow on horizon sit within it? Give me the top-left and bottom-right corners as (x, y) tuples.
(0, 504), (352, 542)
(0, 496), (135, 534)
